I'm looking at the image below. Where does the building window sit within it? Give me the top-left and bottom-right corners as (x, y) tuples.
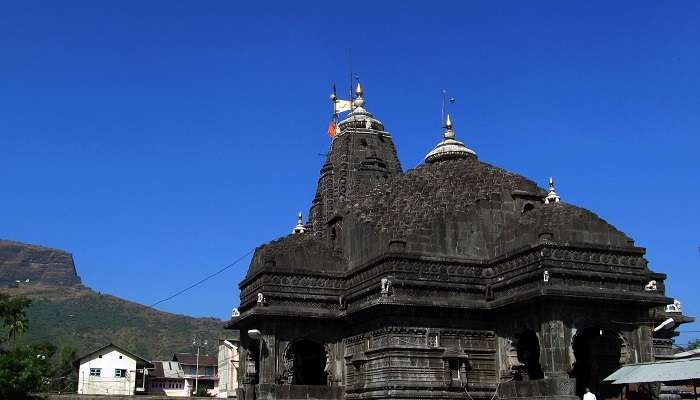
(190, 366), (197, 375)
(204, 366), (214, 376)
(115, 369), (127, 378)
(89, 368), (101, 376)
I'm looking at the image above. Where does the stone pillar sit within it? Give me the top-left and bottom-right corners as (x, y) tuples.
(259, 333), (277, 384)
(540, 319), (570, 377)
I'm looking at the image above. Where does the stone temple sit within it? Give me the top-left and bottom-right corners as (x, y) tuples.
(228, 83), (691, 400)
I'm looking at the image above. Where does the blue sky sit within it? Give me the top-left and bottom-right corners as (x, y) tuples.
(1, 1), (698, 346)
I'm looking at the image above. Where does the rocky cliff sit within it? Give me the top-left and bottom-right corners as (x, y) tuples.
(0, 240), (82, 287)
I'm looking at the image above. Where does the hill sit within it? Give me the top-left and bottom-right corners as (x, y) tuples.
(0, 240), (81, 287)
(0, 239), (228, 360)
(2, 284), (227, 360)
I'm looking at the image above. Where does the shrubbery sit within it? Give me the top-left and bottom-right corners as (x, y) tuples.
(0, 293), (77, 398)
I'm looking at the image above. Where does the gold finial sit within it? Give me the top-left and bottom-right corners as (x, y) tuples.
(355, 82), (363, 97)
(445, 114), (453, 130)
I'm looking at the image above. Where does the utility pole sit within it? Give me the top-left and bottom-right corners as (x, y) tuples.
(192, 336), (208, 396)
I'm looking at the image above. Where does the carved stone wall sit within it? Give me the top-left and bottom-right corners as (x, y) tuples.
(344, 326), (497, 400)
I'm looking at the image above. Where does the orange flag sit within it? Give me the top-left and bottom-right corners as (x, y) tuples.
(327, 121), (337, 137)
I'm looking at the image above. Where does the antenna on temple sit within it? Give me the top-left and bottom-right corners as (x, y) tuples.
(348, 49), (353, 101)
(441, 90), (447, 129)
(441, 90), (456, 129)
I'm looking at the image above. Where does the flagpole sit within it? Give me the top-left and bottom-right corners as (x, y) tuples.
(348, 48), (353, 104)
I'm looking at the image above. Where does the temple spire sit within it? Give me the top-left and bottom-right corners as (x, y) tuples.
(424, 114), (477, 163)
(336, 81), (383, 134)
(292, 211), (306, 234)
(544, 177), (561, 204)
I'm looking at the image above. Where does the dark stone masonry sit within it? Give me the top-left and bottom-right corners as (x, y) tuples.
(228, 84), (692, 400)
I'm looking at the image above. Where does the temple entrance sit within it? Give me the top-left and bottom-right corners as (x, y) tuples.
(284, 340), (328, 385)
(515, 330), (544, 380)
(571, 328), (623, 399)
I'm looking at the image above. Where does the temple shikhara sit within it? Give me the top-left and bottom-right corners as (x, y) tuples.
(228, 83), (692, 400)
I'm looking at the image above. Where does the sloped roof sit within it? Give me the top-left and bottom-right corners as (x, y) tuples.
(173, 352), (217, 366)
(246, 231), (345, 277)
(151, 361), (185, 379)
(74, 343), (152, 367)
(605, 358), (700, 383)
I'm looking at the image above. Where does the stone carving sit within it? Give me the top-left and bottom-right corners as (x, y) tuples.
(380, 277), (391, 296)
(324, 344), (333, 385)
(282, 351), (295, 384)
(543, 270), (550, 282)
(231, 307), (240, 317)
(666, 299), (682, 313)
(257, 292), (266, 304)
(645, 280), (657, 291)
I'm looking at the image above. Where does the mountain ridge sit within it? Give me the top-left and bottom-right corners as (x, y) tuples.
(0, 240), (228, 360)
(0, 239), (81, 287)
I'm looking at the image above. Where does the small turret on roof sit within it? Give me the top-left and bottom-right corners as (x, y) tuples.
(544, 177), (561, 204)
(292, 211), (306, 234)
(425, 114), (477, 163)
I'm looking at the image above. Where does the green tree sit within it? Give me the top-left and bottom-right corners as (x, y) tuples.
(46, 345), (78, 393)
(688, 339), (700, 351)
(0, 293), (31, 341)
(0, 342), (55, 399)
(0, 292), (59, 398)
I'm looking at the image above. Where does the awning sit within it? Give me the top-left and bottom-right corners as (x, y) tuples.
(605, 358), (700, 384)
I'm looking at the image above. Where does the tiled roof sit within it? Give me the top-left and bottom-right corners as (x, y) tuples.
(172, 353), (217, 366)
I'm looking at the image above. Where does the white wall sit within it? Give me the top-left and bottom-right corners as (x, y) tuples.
(217, 340), (239, 398)
(77, 347), (138, 395)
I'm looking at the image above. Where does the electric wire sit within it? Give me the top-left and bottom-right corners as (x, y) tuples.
(148, 249), (254, 308)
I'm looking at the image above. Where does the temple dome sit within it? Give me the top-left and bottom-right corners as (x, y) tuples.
(342, 157), (633, 263)
(425, 114), (476, 163)
(337, 82), (384, 133)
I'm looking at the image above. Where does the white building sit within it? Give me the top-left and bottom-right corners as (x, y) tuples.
(217, 336), (240, 398)
(75, 343), (151, 395)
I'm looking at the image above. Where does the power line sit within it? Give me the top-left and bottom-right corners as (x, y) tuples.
(149, 249), (254, 308)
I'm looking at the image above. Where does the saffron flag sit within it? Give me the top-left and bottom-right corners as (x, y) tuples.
(333, 99), (352, 114)
(327, 121), (337, 137)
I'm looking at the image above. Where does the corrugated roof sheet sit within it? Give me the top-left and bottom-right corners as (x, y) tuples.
(151, 361), (185, 379)
(671, 349), (700, 359)
(605, 358), (700, 384)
